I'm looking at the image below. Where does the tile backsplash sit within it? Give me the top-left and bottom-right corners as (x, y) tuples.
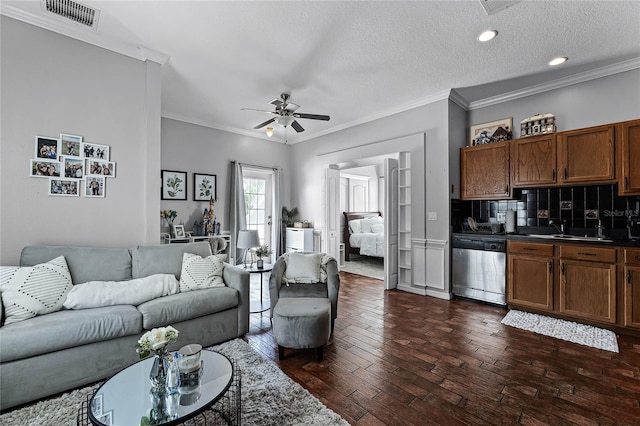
(458, 184), (640, 237)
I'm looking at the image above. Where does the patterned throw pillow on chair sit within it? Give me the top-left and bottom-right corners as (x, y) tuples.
(0, 256), (73, 325)
(179, 253), (225, 292)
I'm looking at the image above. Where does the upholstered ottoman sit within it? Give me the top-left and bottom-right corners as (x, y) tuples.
(272, 297), (331, 361)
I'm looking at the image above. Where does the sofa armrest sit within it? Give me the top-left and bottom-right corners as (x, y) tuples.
(268, 258), (287, 318)
(326, 259), (340, 319)
(223, 263), (250, 335)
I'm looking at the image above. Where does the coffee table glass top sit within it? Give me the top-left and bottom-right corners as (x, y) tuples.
(89, 350), (233, 426)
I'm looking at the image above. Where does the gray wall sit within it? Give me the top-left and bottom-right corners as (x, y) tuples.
(160, 118), (291, 235)
(0, 17), (162, 265)
(468, 69), (640, 137)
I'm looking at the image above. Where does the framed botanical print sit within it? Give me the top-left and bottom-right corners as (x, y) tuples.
(161, 170), (187, 200)
(193, 173), (216, 201)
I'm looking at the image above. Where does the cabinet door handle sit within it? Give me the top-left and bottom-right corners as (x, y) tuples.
(628, 271), (632, 284)
(552, 169), (556, 180)
(548, 262), (553, 273)
(625, 177), (629, 190)
(561, 262), (565, 275)
(523, 247), (538, 251)
(564, 168), (567, 180)
(577, 252), (596, 256)
(505, 184), (509, 194)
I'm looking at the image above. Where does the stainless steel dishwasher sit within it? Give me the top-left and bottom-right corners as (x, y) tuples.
(452, 235), (506, 305)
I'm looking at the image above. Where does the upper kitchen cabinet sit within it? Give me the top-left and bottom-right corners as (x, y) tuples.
(557, 124), (616, 185)
(460, 140), (512, 200)
(511, 134), (557, 187)
(618, 119), (640, 196)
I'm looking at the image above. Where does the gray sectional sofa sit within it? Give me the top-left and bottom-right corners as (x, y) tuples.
(0, 242), (249, 411)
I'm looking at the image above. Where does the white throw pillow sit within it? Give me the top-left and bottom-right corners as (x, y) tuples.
(284, 252), (324, 284)
(360, 218), (376, 233)
(0, 256), (72, 325)
(179, 253), (225, 292)
(348, 219), (362, 234)
(63, 274), (179, 309)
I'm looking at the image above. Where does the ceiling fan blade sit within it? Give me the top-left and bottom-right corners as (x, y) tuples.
(241, 108), (278, 115)
(269, 98), (284, 107)
(291, 120), (305, 133)
(253, 118), (275, 130)
(284, 102), (300, 112)
(293, 113), (330, 121)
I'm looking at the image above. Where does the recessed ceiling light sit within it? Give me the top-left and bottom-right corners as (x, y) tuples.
(549, 56), (568, 66)
(478, 30), (498, 42)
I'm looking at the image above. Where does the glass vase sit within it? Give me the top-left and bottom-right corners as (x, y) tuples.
(149, 348), (169, 391)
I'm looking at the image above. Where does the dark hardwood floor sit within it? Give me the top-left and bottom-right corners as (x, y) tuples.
(246, 271), (640, 425)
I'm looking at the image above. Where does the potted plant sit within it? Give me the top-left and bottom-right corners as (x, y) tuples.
(254, 244), (272, 269)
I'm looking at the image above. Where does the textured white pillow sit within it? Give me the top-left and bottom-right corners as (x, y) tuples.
(284, 252), (324, 283)
(0, 256), (72, 325)
(63, 274), (179, 309)
(179, 253), (225, 292)
(371, 223), (384, 233)
(348, 219), (362, 234)
(360, 218), (375, 233)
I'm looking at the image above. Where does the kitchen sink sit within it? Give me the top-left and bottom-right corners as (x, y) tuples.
(525, 234), (613, 243)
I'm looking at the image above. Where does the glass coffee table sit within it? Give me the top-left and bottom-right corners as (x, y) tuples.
(78, 350), (240, 426)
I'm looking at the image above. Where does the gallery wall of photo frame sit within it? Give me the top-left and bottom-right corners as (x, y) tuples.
(30, 134), (116, 197)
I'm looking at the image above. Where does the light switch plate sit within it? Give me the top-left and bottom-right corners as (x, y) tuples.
(428, 212), (437, 221)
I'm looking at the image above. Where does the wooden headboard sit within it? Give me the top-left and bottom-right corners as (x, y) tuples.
(342, 211), (382, 261)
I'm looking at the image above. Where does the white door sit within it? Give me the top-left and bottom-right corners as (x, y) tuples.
(324, 166), (340, 260)
(243, 170), (272, 248)
(384, 158), (399, 289)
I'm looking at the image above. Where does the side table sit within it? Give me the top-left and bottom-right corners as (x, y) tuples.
(244, 264), (272, 313)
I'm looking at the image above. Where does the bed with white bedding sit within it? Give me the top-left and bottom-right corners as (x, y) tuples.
(343, 212), (384, 261)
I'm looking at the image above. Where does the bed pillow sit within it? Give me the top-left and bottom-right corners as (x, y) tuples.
(360, 218), (377, 233)
(63, 274), (179, 309)
(179, 253), (226, 292)
(348, 219), (362, 234)
(371, 223), (384, 233)
(0, 256), (72, 325)
(284, 252), (324, 284)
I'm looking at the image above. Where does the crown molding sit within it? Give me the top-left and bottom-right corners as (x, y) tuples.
(0, 3), (169, 65)
(468, 57), (640, 110)
(448, 89), (470, 111)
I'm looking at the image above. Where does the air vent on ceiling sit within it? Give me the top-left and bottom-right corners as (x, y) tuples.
(41, 0), (101, 29)
(479, 0), (521, 16)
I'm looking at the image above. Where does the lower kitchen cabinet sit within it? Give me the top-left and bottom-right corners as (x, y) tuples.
(623, 248), (640, 329)
(507, 241), (554, 311)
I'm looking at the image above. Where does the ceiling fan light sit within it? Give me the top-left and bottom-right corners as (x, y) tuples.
(276, 116), (294, 127)
(266, 127), (274, 137)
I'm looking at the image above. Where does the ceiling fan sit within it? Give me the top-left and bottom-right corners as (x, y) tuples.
(241, 93), (330, 133)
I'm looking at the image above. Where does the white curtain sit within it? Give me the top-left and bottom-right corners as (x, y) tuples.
(272, 168), (283, 258)
(229, 161), (246, 265)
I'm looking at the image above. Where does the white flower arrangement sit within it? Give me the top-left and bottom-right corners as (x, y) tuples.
(136, 326), (179, 359)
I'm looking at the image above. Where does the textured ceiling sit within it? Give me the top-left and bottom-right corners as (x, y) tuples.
(3, 1), (640, 143)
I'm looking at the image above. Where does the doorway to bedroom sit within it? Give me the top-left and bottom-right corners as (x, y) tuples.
(337, 153), (400, 282)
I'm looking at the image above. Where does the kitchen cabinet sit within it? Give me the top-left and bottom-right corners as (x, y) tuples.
(460, 140), (512, 200)
(559, 245), (617, 324)
(511, 134), (557, 187)
(618, 119), (640, 195)
(507, 241), (554, 311)
(623, 248), (640, 329)
(557, 124), (616, 185)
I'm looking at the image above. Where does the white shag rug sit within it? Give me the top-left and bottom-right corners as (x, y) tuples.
(0, 339), (348, 426)
(501, 309), (619, 353)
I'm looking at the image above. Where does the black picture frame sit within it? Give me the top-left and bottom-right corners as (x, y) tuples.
(161, 170), (187, 200)
(193, 173), (217, 201)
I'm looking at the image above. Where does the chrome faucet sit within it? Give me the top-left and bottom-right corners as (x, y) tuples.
(549, 219), (565, 235)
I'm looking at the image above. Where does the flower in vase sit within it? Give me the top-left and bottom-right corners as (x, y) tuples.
(136, 326), (179, 359)
(160, 210), (178, 227)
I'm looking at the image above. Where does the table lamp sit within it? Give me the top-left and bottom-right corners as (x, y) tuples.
(237, 229), (260, 268)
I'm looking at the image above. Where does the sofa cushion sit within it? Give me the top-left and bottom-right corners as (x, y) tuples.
(0, 305), (142, 362)
(20, 245), (132, 284)
(137, 287), (238, 329)
(179, 253), (225, 292)
(63, 274), (179, 309)
(132, 242), (212, 280)
(0, 256), (73, 325)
